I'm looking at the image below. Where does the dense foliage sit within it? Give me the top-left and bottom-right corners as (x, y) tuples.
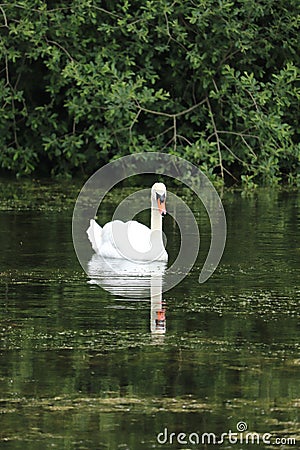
(0, 0), (299, 185)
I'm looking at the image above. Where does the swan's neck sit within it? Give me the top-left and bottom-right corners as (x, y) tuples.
(151, 203), (162, 231)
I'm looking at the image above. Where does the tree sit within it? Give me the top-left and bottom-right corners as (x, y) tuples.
(0, 0), (299, 185)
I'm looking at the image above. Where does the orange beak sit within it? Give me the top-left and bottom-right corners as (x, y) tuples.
(157, 196), (167, 215)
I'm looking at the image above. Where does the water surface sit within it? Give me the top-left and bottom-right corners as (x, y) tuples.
(0, 180), (299, 449)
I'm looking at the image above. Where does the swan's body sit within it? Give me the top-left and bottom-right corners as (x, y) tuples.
(87, 219), (161, 258)
(87, 183), (168, 262)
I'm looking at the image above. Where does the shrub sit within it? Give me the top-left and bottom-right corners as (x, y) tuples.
(0, 0), (299, 184)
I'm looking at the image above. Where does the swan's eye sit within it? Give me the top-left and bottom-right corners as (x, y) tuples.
(156, 192), (165, 204)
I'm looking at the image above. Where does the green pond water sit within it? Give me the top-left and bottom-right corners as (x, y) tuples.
(0, 180), (299, 450)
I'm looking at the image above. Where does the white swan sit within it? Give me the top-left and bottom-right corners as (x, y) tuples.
(86, 182), (168, 262)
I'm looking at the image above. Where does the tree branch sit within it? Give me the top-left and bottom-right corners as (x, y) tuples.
(245, 88), (259, 111)
(129, 109), (141, 142)
(206, 98), (224, 180)
(45, 38), (74, 61)
(136, 98), (206, 119)
(173, 115), (177, 151)
(163, 10), (188, 51)
(134, 98), (206, 152)
(177, 134), (193, 146)
(219, 138), (249, 167)
(0, 5), (8, 27)
(4, 53), (9, 85)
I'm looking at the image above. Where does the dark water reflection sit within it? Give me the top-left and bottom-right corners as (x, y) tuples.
(0, 184), (299, 449)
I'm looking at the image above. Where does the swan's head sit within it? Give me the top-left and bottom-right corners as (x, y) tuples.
(152, 182), (167, 216)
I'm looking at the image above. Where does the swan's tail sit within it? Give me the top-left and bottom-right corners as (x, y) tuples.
(86, 219), (102, 254)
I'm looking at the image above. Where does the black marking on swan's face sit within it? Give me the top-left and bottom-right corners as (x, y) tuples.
(156, 192), (166, 204)
(155, 191), (167, 216)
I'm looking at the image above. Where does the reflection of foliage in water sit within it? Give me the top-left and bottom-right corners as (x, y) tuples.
(0, 184), (299, 449)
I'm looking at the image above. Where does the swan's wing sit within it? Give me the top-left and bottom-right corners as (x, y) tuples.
(101, 220), (124, 249)
(87, 219), (103, 253)
(102, 220), (151, 253)
(127, 221), (152, 253)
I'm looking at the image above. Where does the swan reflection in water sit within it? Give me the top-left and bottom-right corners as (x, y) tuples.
(87, 254), (166, 336)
